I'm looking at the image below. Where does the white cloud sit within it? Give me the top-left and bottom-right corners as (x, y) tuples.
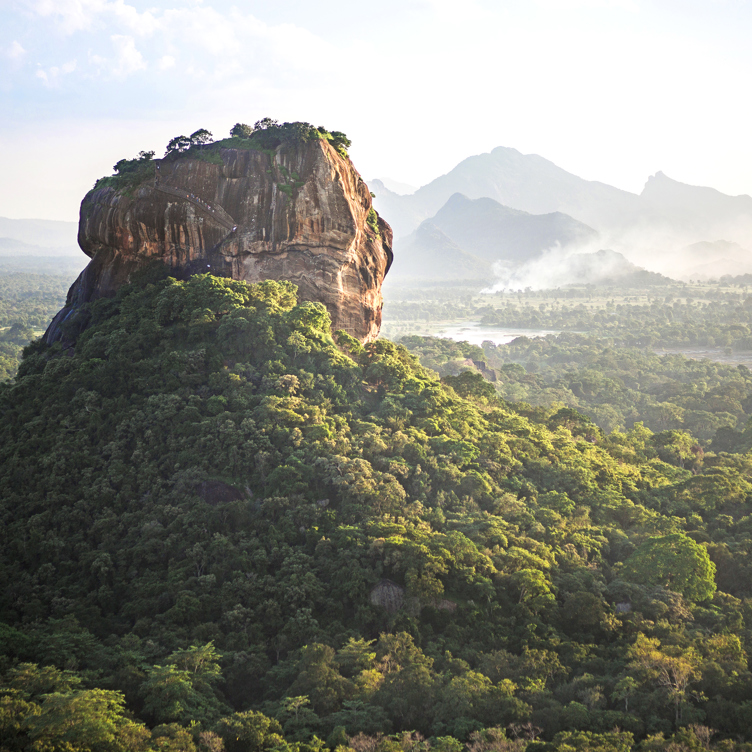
(2, 41), (27, 74)
(5, 41), (27, 60)
(159, 5), (241, 58)
(29, 0), (99, 34)
(18, 0), (339, 86)
(158, 55), (175, 70)
(110, 34), (146, 77)
(109, 0), (158, 36)
(27, 0), (158, 35)
(88, 51), (106, 69)
(35, 59), (77, 87)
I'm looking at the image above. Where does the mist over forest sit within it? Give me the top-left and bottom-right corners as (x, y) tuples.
(374, 148), (752, 291)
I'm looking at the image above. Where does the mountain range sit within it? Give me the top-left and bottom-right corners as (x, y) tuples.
(0, 216), (80, 255)
(371, 147), (639, 238)
(0, 219), (87, 274)
(387, 193), (604, 285)
(373, 148), (752, 282)
(372, 147), (752, 244)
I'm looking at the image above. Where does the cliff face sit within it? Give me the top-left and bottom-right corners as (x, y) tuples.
(46, 138), (392, 344)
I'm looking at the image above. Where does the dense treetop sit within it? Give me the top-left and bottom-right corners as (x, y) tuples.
(2, 272), (752, 751)
(400, 332), (752, 447)
(94, 119), (352, 193)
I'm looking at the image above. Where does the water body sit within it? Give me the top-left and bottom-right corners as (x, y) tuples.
(653, 347), (752, 368)
(435, 324), (752, 368)
(433, 322), (561, 347)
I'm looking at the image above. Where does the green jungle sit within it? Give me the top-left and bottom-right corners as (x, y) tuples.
(3, 263), (752, 752)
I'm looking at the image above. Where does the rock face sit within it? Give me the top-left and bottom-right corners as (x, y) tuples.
(46, 138), (393, 344)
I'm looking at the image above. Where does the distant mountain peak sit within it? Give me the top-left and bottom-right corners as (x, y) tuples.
(642, 170), (682, 193)
(370, 177), (417, 196)
(438, 193), (533, 221)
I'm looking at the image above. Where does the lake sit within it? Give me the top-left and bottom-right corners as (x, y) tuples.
(432, 322), (561, 346)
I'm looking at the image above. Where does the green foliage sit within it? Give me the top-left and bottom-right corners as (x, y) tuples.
(190, 129), (213, 146)
(92, 119), (352, 198)
(26, 688), (151, 751)
(622, 533), (717, 601)
(400, 332), (752, 443)
(479, 288), (752, 351)
(3, 274), (752, 749)
(230, 123), (255, 139)
(215, 709), (285, 752)
(328, 132), (351, 157)
(165, 135), (192, 155)
(367, 208), (381, 238)
(545, 730), (634, 751)
(442, 371), (498, 405)
(0, 664), (152, 752)
(388, 284), (752, 444)
(0, 272), (74, 380)
(96, 149), (157, 191)
(220, 119), (350, 156)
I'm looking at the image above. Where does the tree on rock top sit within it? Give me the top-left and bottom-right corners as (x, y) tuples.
(189, 128), (213, 146)
(165, 134), (191, 155)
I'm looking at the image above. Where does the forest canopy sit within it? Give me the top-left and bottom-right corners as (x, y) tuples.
(2, 272), (752, 751)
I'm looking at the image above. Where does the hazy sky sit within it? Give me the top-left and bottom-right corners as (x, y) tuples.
(2, 0), (752, 220)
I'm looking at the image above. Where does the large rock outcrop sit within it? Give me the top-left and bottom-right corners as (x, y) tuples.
(46, 137), (393, 344)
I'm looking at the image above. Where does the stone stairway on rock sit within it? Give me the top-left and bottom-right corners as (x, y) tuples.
(155, 184), (236, 232)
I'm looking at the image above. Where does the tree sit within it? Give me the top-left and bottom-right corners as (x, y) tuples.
(629, 633), (703, 727)
(215, 710), (285, 752)
(511, 569), (555, 613)
(329, 131), (351, 156)
(151, 723), (198, 751)
(140, 646), (227, 728)
(169, 642), (223, 685)
(287, 331), (310, 362)
(26, 688), (151, 752)
(652, 430), (702, 470)
(442, 371), (497, 404)
(336, 638), (376, 677)
(165, 135), (191, 156)
(190, 129), (213, 146)
(466, 727), (524, 752)
(560, 591), (608, 640)
(373, 634), (436, 732)
(3, 663), (81, 696)
(327, 700), (390, 736)
(278, 696), (320, 741)
(254, 118), (278, 131)
(548, 730), (634, 752)
(286, 644), (353, 716)
(230, 123), (254, 139)
(611, 676), (638, 713)
(622, 533), (716, 601)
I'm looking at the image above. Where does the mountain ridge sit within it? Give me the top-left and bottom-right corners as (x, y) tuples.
(372, 147), (752, 260)
(0, 216), (81, 255)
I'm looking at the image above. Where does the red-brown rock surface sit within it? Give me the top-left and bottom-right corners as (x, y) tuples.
(46, 138), (392, 344)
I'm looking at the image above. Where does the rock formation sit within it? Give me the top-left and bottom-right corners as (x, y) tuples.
(46, 135), (393, 344)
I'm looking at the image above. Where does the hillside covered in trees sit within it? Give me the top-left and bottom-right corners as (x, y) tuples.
(2, 272), (752, 751)
(386, 283), (752, 445)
